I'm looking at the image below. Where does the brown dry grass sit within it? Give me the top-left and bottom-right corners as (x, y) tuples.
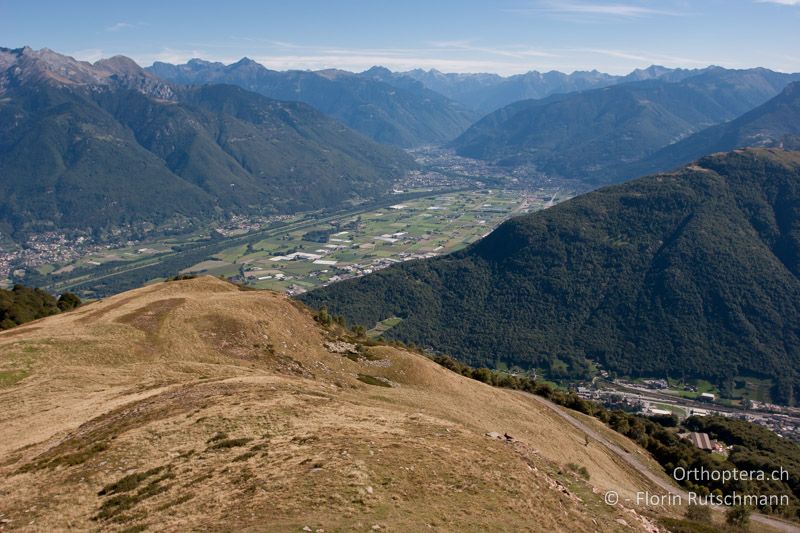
(0, 276), (678, 532)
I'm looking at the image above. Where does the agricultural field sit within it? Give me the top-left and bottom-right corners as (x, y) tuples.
(53, 242), (176, 273)
(17, 187), (568, 298)
(181, 188), (568, 294)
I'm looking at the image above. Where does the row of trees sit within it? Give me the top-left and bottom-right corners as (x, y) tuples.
(0, 284), (81, 330)
(318, 305), (772, 527)
(427, 353), (800, 520)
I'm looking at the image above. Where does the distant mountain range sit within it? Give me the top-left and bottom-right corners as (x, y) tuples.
(301, 149), (800, 405)
(450, 68), (800, 182)
(148, 58), (800, 161)
(5, 46), (800, 250)
(401, 64), (718, 113)
(147, 59), (476, 148)
(0, 47), (414, 241)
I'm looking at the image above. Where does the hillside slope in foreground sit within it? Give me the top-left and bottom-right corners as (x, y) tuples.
(0, 277), (678, 531)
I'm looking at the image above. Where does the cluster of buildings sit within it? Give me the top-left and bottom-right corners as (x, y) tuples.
(740, 411), (800, 442)
(1, 213), (291, 282)
(213, 214), (291, 237)
(574, 382), (800, 444)
(0, 232), (96, 279)
(407, 146), (582, 192)
(414, 152), (511, 182)
(392, 169), (472, 192)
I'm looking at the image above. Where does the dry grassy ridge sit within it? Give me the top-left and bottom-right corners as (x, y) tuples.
(0, 277), (678, 532)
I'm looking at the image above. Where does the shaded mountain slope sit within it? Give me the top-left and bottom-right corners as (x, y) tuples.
(616, 81), (800, 180)
(451, 69), (800, 182)
(148, 59), (476, 147)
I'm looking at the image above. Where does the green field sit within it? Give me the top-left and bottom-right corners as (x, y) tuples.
(661, 376), (775, 405)
(366, 317), (403, 338)
(730, 376), (775, 403)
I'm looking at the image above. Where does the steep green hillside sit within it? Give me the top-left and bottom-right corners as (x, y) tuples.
(301, 149), (800, 404)
(0, 47), (414, 240)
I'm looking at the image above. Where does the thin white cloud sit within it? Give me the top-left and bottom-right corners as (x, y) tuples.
(574, 48), (723, 67)
(430, 40), (558, 59)
(109, 46), (538, 74)
(106, 22), (134, 32)
(195, 39), (561, 72)
(756, 0), (800, 5)
(106, 21), (147, 32)
(125, 44), (723, 75)
(508, 1), (685, 20)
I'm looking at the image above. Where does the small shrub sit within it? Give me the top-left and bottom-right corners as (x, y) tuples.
(167, 274), (196, 282)
(685, 503), (712, 523)
(726, 505), (751, 529)
(57, 292), (82, 311)
(95, 472), (173, 521)
(566, 463), (590, 480)
(315, 307), (332, 326)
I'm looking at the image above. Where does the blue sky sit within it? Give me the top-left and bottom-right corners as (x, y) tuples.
(1, 0), (799, 74)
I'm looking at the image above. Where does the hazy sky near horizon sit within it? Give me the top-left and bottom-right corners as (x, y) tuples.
(2, 0), (799, 75)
